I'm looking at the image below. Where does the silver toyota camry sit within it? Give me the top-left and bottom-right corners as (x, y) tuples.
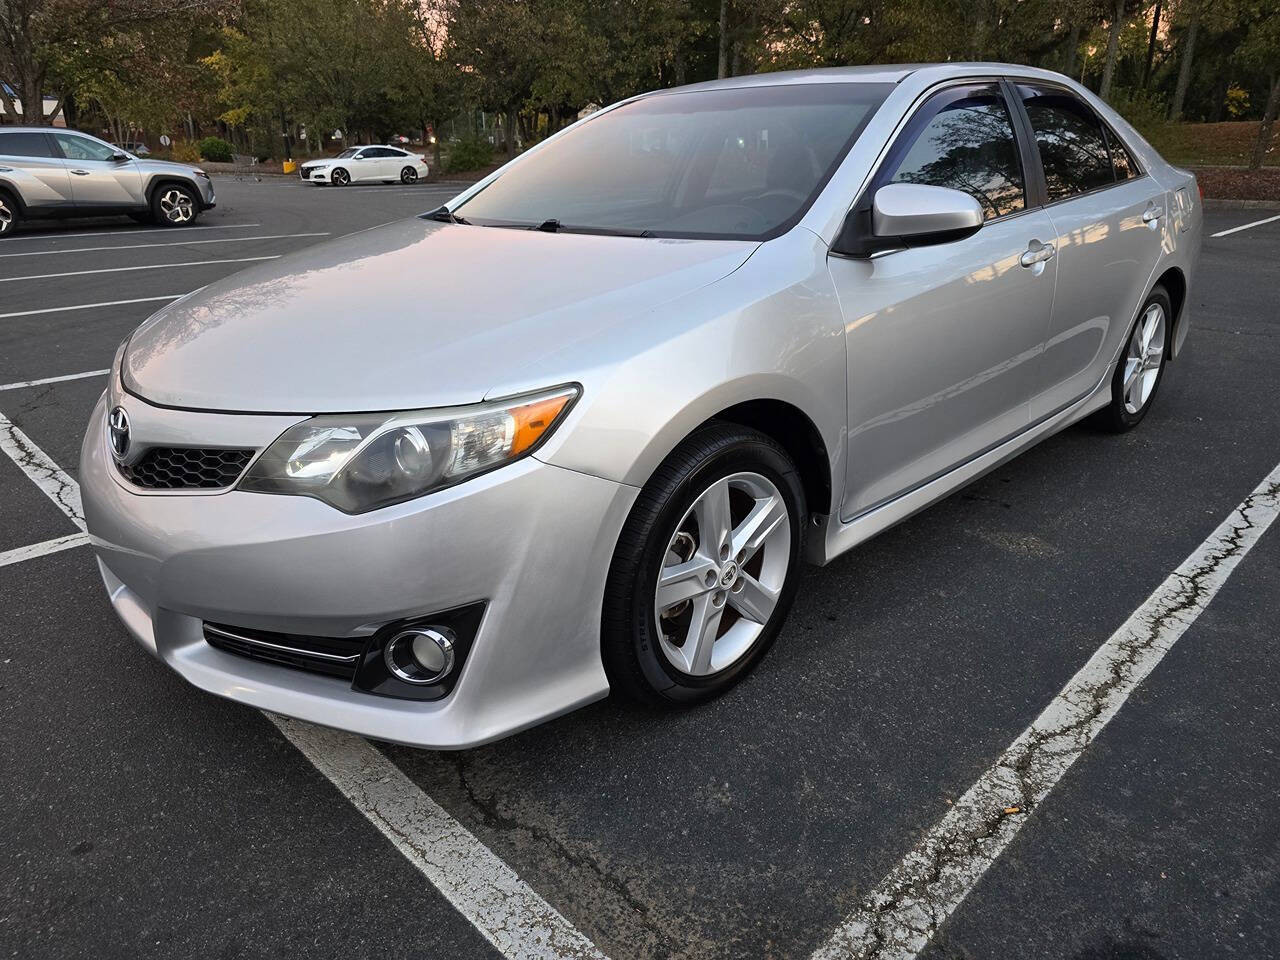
(82, 63), (1202, 748)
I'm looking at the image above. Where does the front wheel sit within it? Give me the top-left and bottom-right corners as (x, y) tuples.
(602, 423), (806, 707)
(1093, 285), (1172, 432)
(0, 193), (19, 237)
(151, 184), (199, 227)
(400, 166), (418, 184)
(330, 167), (350, 186)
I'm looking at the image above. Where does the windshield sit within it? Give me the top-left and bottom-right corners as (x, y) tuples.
(336, 148), (358, 159)
(454, 83), (892, 240)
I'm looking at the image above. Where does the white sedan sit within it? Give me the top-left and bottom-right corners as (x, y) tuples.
(299, 146), (429, 186)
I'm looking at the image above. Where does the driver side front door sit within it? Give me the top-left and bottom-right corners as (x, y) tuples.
(826, 81), (1059, 519)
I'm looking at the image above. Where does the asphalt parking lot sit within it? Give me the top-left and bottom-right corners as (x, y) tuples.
(1, 180), (1278, 960)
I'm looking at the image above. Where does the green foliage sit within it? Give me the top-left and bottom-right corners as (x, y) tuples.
(1225, 85), (1250, 118)
(444, 137), (494, 174)
(198, 136), (233, 162)
(170, 140), (202, 164)
(1110, 87), (1170, 130)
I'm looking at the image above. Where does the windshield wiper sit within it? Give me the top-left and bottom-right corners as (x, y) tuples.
(527, 219), (653, 238)
(533, 218), (561, 232)
(422, 205), (469, 225)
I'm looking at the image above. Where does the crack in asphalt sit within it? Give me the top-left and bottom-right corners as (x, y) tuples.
(0, 411), (85, 528)
(813, 475), (1280, 960)
(446, 752), (680, 957)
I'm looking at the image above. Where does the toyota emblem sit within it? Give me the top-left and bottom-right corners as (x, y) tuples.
(108, 406), (130, 462)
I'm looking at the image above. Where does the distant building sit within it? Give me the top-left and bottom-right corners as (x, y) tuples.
(0, 83), (66, 126)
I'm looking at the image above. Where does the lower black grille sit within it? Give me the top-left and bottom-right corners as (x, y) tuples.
(204, 623), (365, 680)
(120, 447), (254, 490)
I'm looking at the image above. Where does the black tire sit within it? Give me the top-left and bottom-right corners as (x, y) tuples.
(0, 191), (19, 238)
(150, 182), (200, 227)
(331, 167), (350, 186)
(1092, 285), (1173, 432)
(602, 423), (806, 707)
(400, 166), (418, 184)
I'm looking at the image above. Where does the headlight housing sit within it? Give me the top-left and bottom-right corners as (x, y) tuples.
(239, 385), (578, 513)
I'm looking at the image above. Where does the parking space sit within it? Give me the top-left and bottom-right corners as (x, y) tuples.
(1, 184), (1278, 960)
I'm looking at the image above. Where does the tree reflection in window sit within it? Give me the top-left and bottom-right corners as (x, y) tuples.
(889, 95), (1025, 221)
(1018, 86), (1115, 202)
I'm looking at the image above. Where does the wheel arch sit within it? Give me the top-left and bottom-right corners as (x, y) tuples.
(706, 398), (832, 518)
(0, 180), (27, 215)
(145, 175), (202, 208)
(1153, 266), (1186, 360)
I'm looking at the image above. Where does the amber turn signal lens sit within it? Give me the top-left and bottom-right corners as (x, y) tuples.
(510, 393), (573, 456)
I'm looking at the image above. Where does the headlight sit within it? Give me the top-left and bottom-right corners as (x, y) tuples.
(239, 385), (578, 513)
(194, 168), (210, 179)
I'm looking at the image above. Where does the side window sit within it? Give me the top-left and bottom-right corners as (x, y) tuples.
(1017, 85), (1114, 202)
(0, 132), (56, 158)
(53, 133), (117, 162)
(1104, 127), (1138, 181)
(885, 86), (1025, 221)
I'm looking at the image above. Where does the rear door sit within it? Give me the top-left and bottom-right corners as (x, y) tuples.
(0, 130), (74, 210)
(52, 132), (144, 208)
(827, 82), (1060, 518)
(1012, 83), (1167, 420)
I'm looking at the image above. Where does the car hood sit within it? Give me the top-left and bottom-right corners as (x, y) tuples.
(123, 218), (757, 413)
(137, 159), (205, 177)
(302, 158), (341, 167)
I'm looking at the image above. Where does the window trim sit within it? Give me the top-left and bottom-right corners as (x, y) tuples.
(51, 130), (118, 163)
(1006, 79), (1151, 210)
(0, 130), (60, 160)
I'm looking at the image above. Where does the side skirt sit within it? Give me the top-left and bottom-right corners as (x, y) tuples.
(808, 371), (1113, 566)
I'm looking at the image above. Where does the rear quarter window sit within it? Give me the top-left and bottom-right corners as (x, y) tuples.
(0, 132), (55, 158)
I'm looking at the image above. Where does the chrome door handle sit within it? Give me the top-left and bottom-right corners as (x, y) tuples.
(1020, 242), (1055, 267)
(1142, 205), (1164, 222)
(70, 169), (90, 176)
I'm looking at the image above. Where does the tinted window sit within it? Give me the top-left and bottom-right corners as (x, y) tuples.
(886, 86), (1025, 220)
(455, 83), (892, 240)
(1017, 85), (1114, 202)
(0, 132), (56, 158)
(1105, 127), (1138, 180)
(53, 133), (117, 162)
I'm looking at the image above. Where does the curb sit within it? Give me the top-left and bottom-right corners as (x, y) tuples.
(1202, 198), (1280, 210)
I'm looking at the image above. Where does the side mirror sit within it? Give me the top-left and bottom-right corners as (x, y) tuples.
(832, 183), (984, 258)
(111, 151), (129, 162)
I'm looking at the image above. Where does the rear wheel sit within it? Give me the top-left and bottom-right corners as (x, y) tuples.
(0, 192), (19, 237)
(400, 166), (418, 184)
(602, 423), (805, 706)
(1093, 286), (1172, 432)
(151, 183), (199, 227)
(331, 167), (350, 186)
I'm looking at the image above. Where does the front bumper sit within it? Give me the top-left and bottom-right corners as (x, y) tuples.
(196, 176), (216, 209)
(81, 391), (636, 748)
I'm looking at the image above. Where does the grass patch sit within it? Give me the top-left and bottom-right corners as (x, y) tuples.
(1135, 121), (1278, 168)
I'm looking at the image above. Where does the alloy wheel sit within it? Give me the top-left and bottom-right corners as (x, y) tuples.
(332, 168), (350, 186)
(159, 188), (195, 224)
(401, 167), (418, 184)
(1122, 302), (1166, 414)
(654, 471), (791, 676)
(0, 198), (12, 234)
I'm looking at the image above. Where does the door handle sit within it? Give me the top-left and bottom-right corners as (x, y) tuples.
(1020, 241), (1055, 267)
(70, 169), (90, 176)
(1142, 204), (1164, 222)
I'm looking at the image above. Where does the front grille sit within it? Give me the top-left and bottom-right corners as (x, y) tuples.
(204, 623), (365, 680)
(119, 447), (254, 490)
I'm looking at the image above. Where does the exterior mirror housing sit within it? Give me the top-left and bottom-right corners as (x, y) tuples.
(111, 151), (129, 162)
(832, 183), (984, 258)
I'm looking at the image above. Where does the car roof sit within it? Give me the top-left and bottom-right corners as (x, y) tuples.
(648, 62), (1070, 96)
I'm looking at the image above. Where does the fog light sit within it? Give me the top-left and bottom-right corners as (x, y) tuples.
(383, 626), (455, 684)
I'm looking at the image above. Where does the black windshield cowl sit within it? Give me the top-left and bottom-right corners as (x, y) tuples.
(421, 206), (470, 225)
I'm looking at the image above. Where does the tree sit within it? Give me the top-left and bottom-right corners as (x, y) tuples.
(1099, 0), (1127, 101)
(1236, 0), (1279, 167)
(1168, 0), (1202, 118)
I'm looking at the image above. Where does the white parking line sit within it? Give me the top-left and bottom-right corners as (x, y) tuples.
(0, 429), (608, 960)
(0, 410), (84, 529)
(812, 460), (1280, 960)
(5, 223), (260, 242)
(0, 294), (186, 320)
(0, 532), (89, 568)
(277, 717), (608, 959)
(0, 232), (330, 259)
(1211, 213), (1280, 238)
(0, 256), (278, 284)
(0, 369), (109, 391)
